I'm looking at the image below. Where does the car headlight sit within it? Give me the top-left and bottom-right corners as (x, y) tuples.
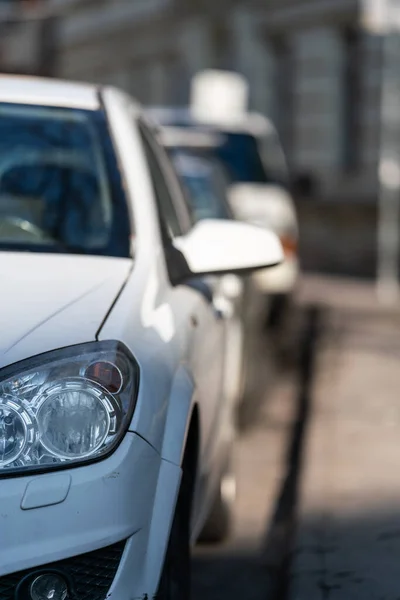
(0, 341), (139, 476)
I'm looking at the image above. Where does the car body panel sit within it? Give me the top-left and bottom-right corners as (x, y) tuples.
(0, 74), (100, 110)
(228, 183), (298, 238)
(148, 105), (300, 297)
(253, 255), (299, 294)
(228, 183), (299, 295)
(0, 432), (161, 576)
(0, 253), (132, 368)
(0, 430), (182, 599)
(100, 90), (229, 537)
(121, 457), (182, 599)
(159, 133), (249, 412)
(98, 251), (227, 496)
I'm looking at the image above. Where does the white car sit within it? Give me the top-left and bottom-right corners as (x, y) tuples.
(157, 126), (251, 411)
(148, 101), (299, 330)
(0, 75), (282, 600)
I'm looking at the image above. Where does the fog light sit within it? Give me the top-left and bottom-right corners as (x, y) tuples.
(30, 574), (68, 600)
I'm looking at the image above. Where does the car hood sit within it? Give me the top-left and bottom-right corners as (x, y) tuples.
(0, 253), (132, 368)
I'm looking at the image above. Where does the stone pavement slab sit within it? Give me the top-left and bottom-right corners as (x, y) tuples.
(290, 303), (400, 600)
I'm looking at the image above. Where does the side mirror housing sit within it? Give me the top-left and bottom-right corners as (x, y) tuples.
(172, 218), (283, 282)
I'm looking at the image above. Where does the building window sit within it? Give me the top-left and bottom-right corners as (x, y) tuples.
(342, 27), (361, 172)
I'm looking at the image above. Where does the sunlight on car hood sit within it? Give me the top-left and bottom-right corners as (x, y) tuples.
(0, 252), (132, 368)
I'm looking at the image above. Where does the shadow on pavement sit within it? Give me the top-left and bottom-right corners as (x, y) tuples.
(262, 306), (324, 600)
(291, 506), (400, 599)
(289, 303), (400, 600)
(192, 305), (325, 600)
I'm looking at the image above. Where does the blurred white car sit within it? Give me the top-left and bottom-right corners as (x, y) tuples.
(152, 70), (300, 328)
(156, 124), (270, 414)
(0, 75), (283, 600)
(192, 69), (300, 328)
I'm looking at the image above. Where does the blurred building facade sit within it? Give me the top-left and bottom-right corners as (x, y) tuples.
(0, 0), (397, 276)
(0, 0), (57, 76)
(0, 0), (387, 202)
(39, 0), (386, 205)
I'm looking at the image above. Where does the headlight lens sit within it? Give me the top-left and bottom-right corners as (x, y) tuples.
(0, 342), (139, 476)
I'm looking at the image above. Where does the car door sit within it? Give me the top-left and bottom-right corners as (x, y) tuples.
(167, 147), (247, 405)
(137, 122), (227, 489)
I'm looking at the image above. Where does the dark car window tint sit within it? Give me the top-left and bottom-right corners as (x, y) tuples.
(215, 132), (269, 184)
(168, 149), (232, 221)
(0, 103), (131, 257)
(140, 130), (183, 239)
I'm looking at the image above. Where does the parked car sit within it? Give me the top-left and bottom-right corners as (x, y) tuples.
(149, 75), (300, 329)
(0, 75), (283, 600)
(156, 124), (266, 415)
(212, 112), (299, 329)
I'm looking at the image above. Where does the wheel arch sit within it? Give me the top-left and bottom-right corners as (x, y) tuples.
(182, 403), (200, 508)
(160, 364), (200, 469)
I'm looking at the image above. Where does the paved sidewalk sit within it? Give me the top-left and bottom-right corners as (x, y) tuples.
(192, 330), (297, 600)
(290, 281), (400, 599)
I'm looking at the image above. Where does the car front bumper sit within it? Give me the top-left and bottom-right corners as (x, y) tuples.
(0, 432), (181, 600)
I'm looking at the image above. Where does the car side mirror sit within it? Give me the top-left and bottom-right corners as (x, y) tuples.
(171, 218), (283, 283)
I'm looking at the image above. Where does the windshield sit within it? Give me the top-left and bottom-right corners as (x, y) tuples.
(0, 103), (131, 257)
(214, 131), (289, 186)
(168, 148), (232, 221)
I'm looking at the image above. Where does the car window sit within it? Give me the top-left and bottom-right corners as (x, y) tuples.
(214, 129), (290, 188)
(168, 148), (233, 221)
(215, 131), (269, 184)
(139, 124), (192, 240)
(0, 103), (131, 257)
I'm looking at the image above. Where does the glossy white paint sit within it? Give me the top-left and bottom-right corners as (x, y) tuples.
(0, 433), (161, 576)
(158, 126), (224, 149)
(0, 74), (99, 109)
(174, 218), (283, 276)
(0, 253), (132, 367)
(0, 75), (283, 599)
(190, 70), (249, 127)
(253, 255), (299, 294)
(228, 183), (298, 237)
(228, 183), (300, 295)
(219, 273), (244, 301)
(186, 70), (299, 299)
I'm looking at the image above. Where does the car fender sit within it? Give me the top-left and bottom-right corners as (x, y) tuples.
(135, 458), (182, 598)
(160, 363), (196, 466)
(134, 365), (196, 597)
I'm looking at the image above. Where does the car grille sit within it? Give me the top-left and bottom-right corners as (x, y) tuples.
(0, 541), (126, 600)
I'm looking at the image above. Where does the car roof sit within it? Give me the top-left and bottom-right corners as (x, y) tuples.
(158, 125), (225, 149)
(147, 106), (276, 137)
(0, 74), (101, 110)
(147, 106), (192, 126)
